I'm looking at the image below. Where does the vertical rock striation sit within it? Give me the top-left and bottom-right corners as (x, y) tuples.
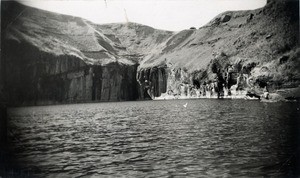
(137, 66), (168, 99)
(3, 40), (139, 106)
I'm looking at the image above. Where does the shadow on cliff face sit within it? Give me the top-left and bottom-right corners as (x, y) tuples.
(137, 65), (169, 99)
(2, 39), (140, 106)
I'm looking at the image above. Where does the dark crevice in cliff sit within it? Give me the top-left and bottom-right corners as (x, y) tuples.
(137, 65), (168, 99)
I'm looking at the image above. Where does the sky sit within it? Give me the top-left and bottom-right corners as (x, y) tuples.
(18, 0), (267, 31)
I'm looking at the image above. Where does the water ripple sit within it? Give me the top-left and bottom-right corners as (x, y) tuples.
(7, 100), (299, 177)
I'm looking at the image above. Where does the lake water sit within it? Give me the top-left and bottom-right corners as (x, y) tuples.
(6, 99), (300, 177)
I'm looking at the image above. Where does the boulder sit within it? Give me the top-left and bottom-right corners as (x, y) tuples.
(221, 14), (231, 23)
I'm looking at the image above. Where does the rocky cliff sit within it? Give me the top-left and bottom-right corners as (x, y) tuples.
(137, 0), (300, 101)
(1, 0), (299, 106)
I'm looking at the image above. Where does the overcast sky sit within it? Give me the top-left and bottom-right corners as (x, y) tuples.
(18, 0), (267, 31)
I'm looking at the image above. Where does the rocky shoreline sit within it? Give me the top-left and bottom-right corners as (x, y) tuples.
(137, 63), (300, 103)
(153, 89), (300, 102)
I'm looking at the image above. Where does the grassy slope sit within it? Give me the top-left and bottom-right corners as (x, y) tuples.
(3, 2), (174, 66)
(94, 22), (174, 61)
(3, 2), (135, 66)
(139, 0), (299, 77)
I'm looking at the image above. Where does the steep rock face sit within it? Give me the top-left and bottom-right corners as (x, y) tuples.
(3, 39), (139, 106)
(92, 63), (139, 102)
(137, 66), (168, 99)
(2, 1), (139, 106)
(138, 0), (300, 100)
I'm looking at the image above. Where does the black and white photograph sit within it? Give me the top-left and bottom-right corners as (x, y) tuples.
(0, 0), (299, 177)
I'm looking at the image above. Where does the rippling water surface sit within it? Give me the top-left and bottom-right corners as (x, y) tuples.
(7, 99), (299, 177)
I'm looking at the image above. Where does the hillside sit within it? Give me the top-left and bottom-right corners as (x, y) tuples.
(2, 2), (168, 66)
(95, 23), (174, 61)
(140, 1), (299, 71)
(137, 0), (300, 100)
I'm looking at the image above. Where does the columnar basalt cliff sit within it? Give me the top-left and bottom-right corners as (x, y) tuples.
(3, 39), (139, 105)
(137, 66), (169, 99)
(1, 0), (299, 106)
